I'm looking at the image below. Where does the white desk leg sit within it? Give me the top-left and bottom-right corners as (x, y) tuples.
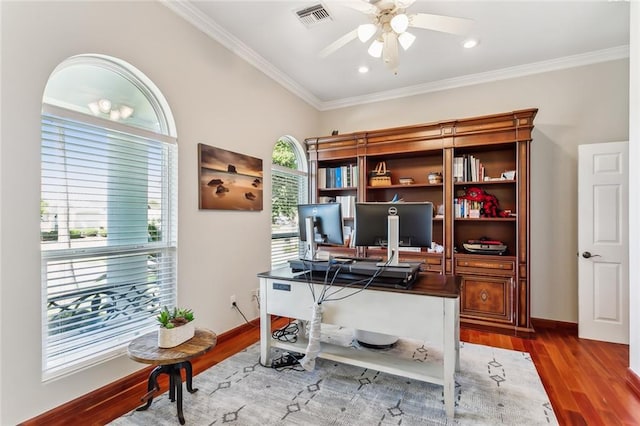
(455, 296), (460, 373)
(259, 278), (272, 367)
(443, 297), (457, 418)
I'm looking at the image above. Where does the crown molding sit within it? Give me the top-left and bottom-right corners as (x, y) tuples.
(161, 0), (323, 110)
(320, 45), (630, 110)
(162, 1), (629, 112)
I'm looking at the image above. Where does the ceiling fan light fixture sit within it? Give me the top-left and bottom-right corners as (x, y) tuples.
(398, 31), (416, 50)
(368, 39), (383, 58)
(390, 13), (409, 34)
(357, 24), (377, 42)
(119, 105), (134, 119)
(88, 102), (100, 115)
(98, 98), (112, 114)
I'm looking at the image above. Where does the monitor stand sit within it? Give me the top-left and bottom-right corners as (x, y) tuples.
(303, 216), (317, 261)
(369, 214), (405, 347)
(376, 215), (410, 268)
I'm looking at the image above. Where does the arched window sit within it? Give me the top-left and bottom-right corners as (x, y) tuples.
(40, 55), (177, 380)
(271, 137), (308, 268)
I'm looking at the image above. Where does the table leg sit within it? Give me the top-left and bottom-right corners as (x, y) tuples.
(169, 369), (176, 402)
(259, 278), (273, 367)
(172, 367), (185, 425)
(136, 365), (165, 411)
(136, 362), (194, 424)
(454, 297), (461, 373)
(181, 361), (198, 393)
(443, 297), (457, 418)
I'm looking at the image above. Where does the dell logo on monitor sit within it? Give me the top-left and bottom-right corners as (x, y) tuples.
(388, 206), (398, 216)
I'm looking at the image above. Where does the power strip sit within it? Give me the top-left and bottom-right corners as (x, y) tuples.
(271, 351), (304, 368)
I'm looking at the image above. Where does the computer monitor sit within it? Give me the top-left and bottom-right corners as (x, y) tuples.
(297, 202), (344, 260)
(354, 202), (433, 267)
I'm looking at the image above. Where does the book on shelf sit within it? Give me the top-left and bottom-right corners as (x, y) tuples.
(318, 168), (326, 189)
(336, 195), (356, 218)
(318, 195), (356, 219)
(453, 155), (485, 182)
(454, 198), (484, 218)
(318, 164), (358, 189)
(343, 225), (354, 247)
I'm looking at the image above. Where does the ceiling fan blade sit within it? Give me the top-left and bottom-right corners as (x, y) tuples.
(396, 0), (416, 9)
(409, 13), (474, 36)
(319, 29), (359, 58)
(340, 0), (379, 15)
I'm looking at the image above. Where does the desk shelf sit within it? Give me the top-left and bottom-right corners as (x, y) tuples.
(270, 337), (445, 385)
(258, 273), (460, 418)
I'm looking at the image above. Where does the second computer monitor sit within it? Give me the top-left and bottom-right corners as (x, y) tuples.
(354, 202), (433, 257)
(298, 202), (344, 260)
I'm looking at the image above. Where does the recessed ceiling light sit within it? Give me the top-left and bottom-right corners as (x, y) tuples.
(463, 38), (479, 49)
(358, 66), (369, 74)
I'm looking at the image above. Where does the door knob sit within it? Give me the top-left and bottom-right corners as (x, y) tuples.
(582, 251), (601, 259)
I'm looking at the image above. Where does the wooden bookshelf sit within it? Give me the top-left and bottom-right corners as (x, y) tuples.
(305, 109), (537, 334)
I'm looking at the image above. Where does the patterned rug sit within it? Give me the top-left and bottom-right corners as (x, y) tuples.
(111, 339), (557, 425)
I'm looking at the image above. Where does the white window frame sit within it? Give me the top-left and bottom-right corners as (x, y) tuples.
(40, 57), (177, 381)
(271, 137), (308, 268)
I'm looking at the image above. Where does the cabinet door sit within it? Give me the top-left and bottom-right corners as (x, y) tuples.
(460, 275), (514, 324)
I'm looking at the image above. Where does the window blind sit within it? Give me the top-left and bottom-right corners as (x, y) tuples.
(41, 108), (177, 379)
(271, 165), (307, 268)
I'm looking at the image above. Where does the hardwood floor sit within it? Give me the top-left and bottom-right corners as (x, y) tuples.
(22, 318), (640, 425)
(462, 325), (640, 425)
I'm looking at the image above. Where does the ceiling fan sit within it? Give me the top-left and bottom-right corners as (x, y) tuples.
(319, 0), (474, 74)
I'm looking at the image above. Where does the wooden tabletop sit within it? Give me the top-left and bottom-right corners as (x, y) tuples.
(127, 328), (217, 365)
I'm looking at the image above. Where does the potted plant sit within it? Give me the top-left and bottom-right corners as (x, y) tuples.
(156, 306), (195, 348)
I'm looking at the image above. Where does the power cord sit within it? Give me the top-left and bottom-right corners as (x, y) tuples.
(258, 321), (304, 371)
(271, 320), (299, 343)
(231, 301), (258, 328)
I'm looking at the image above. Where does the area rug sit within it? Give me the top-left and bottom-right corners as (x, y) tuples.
(110, 339), (557, 425)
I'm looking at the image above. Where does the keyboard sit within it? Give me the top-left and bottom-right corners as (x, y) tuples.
(333, 256), (383, 263)
(288, 259), (420, 289)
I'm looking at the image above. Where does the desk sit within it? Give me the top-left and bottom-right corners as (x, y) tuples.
(258, 268), (460, 418)
(127, 328), (217, 424)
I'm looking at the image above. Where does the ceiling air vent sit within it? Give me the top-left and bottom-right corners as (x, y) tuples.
(295, 3), (332, 28)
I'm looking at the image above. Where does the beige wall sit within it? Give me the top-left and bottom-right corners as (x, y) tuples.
(0, 1), (318, 423)
(319, 60), (630, 323)
(0, 0), (632, 424)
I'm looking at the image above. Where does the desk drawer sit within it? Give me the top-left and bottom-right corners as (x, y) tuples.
(455, 255), (515, 276)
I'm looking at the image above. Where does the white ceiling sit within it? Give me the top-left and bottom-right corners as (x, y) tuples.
(164, 1), (630, 110)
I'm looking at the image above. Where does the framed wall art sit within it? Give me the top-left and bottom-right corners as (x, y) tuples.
(198, 143), (263, 211)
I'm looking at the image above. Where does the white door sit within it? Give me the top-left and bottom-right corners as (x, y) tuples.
(578, 141), (629, 344)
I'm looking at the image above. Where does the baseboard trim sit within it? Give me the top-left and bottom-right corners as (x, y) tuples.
(20, 318), (264, 426)
(531, 317), (578, 334)
(627, 367), (640, 399)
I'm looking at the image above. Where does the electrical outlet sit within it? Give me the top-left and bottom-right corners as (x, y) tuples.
(251, 288), (259, 298)
(230, 294), (236, 308)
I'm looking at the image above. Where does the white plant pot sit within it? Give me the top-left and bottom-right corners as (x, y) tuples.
(157, 322), (195, 348)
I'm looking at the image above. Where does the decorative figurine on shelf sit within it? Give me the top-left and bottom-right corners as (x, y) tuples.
(461, 186), (509, 218)
(428, 171), (443, 184)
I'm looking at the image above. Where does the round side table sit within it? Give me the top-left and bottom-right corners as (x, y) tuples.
(127, 327), (217, 424)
